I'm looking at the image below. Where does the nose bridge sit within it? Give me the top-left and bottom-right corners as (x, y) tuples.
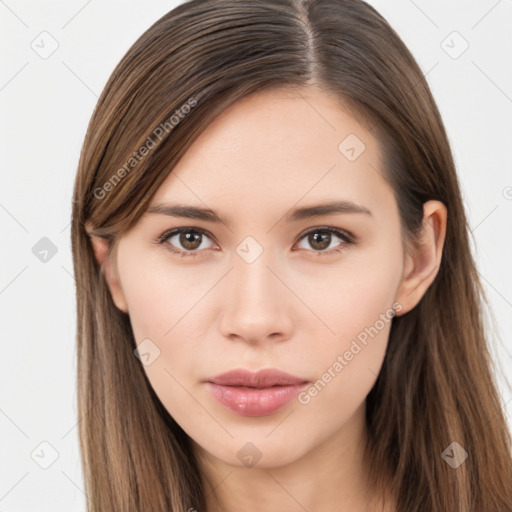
(235, 245), (275, 301)
(219, 243), (293, 343)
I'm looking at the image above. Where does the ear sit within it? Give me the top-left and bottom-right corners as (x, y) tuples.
(394, 200), (447, 316)
(85, 221), (128, 314)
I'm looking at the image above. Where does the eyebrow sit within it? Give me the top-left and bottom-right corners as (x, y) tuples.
(145, 200), (372, 228)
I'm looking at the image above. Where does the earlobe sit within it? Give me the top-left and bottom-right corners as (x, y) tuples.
(394, 200), (447, 316)
(85, 221), (129, 314)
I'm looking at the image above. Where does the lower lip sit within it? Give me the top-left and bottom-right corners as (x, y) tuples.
(207, 382), (308, 417)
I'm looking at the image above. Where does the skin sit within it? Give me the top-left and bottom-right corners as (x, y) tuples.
(88, 86), (447, 512)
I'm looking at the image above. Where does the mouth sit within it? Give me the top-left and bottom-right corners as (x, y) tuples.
(208, 368), (308, 387)
(205, 369), (309, 417)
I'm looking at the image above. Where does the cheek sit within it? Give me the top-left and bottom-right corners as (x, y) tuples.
(293, 288), (395, 449)
(297, 244), (402, 356)
(122, 280), (170, 345)
(116, 255), (213, 408)
(119, 263), (208, 433)
(117, 250), (207, 345)
(293, 246), (401, 412)
(298, 319), (392, 409)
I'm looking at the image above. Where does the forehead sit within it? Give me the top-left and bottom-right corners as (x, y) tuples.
(150, 86), (392, 222)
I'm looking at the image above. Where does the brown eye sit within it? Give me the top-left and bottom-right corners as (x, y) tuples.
(178, 230), (202, 250)
(159, 228), (215, 257)
(307, 232), (331, 251)
(296, 227), (353, 255)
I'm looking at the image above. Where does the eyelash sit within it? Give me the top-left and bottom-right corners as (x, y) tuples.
(155, 226), (357, 258)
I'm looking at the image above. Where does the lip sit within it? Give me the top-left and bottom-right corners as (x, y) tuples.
(205, 369), (309, 417)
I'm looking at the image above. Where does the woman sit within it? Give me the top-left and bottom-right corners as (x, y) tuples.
(71, 0), (512, 510)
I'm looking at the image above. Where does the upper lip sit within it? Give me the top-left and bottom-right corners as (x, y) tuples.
(207, 369), (309, 388)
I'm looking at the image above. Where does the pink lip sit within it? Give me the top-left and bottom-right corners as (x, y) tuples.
(206, 369), (309, 417)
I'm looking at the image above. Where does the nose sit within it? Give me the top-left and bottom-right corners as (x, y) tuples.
(218, 250), (295, 346)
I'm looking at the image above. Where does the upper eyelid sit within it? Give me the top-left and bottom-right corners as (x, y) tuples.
(297, 226), (353, 241)
(162, 227), (216, 244)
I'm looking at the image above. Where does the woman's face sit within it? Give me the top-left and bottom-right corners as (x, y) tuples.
(101, 86), (419, 469)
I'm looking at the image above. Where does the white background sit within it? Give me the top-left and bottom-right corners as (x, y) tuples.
(1, 1), (511, 510)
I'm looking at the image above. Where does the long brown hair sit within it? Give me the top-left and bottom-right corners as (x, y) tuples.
(71, 0), (512, 510)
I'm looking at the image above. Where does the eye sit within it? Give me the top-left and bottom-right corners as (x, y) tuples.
(156, 227), (216, 257)
(294, 227), (354, 256)
(156, 226), (356, 258)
